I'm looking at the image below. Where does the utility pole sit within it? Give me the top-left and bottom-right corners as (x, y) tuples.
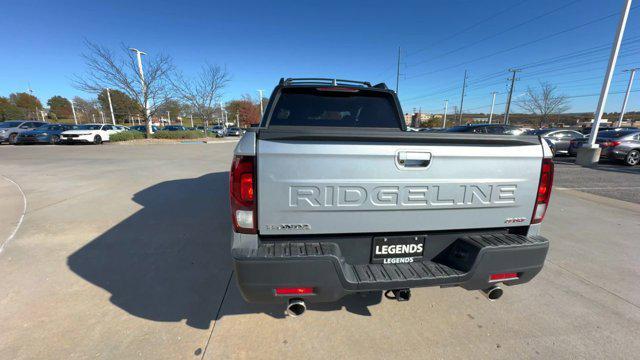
(70, 100), (77, 125)
(458, 70), (468, 124)
(578, 0), (633, 165)
(106, 88), (116, 125)
(395, 46), (401, 94)
(257, 89), (265, 117)
(488, 92), (498, 124)
(190, 114), (194, 128)
(129, 48), (150, 134)
(442, 100), (448, 128)
(503, 69), (521, 125)
(618, 68), (637, 127)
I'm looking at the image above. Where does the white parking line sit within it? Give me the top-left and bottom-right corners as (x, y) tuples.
(0, 175), (27, 254)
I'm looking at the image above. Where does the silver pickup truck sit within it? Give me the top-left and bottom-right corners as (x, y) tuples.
(230, 78), (553, 316)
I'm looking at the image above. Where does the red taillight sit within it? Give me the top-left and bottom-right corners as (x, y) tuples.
(275, 287), (314, 295)
(240, 173), (254, 201)
(230, 155), (257, 234)
(531, 158), (554, 224)
(601, 140), (620, 147)
(490, 273), (519, 282)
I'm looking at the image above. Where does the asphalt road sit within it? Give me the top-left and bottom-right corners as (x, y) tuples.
(1, 144), (639, 359)
(554, 156), (640, 204)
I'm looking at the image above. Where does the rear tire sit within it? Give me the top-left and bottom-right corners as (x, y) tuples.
(93, 135), (102, 145)
(50, 135), (60, 145)
(8, 133), (17, 144)
(624, 150), (640, 166)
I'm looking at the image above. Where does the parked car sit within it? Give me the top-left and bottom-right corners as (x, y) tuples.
(114, 125), (129, 132)
(226, 126), (244, 136)
(210, 125), (226, 137)
(579, 130), (640, 166)
(445, 124), (524, 135)
(60, 124), (118, 144)
(15, 124), (78, 144)
(0, 120), (48, 144)
(578, 126), (638, 135)
(524, 129), (584, 155)
(130, 125), (159, 133)
(162, 125), (188, 131)
(231, 77), (552, 314)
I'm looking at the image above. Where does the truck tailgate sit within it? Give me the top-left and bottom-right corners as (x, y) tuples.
(257, 132), (543, 235)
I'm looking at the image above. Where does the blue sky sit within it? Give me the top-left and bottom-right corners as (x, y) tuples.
(1, 0), (639, 114)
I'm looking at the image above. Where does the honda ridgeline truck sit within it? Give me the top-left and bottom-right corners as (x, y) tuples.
(230, 78), (553, 316)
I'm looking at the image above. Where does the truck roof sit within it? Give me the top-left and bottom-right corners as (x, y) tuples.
(279, 78), (390, 91)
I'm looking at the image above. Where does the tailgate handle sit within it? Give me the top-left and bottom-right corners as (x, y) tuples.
(397, 151), (431, 168)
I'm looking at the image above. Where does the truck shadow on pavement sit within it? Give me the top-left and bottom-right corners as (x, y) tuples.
(67, 172), (381, 329)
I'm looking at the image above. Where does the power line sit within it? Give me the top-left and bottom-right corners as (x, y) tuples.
(406, 0), (583, 69)
(405, 0), (530, 58)
(405, 5), (638, 80)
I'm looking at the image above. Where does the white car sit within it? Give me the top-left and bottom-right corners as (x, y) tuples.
(60, 124), (118, 144)
(0, 120), (48, 144)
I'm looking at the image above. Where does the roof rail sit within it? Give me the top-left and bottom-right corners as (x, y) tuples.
(280, 78), (372, 87)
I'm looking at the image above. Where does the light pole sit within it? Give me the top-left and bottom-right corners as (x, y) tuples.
(70, 99), (78, 125)
(577, 0), (633, 165)
(257, 90), (264, 117)
(99, 110), (105, 124)
(488, 92), (498, 124)
(617, 68), (637, 127)
(167, 111), (171, 125)
(442, 100), (448, 128)
(129, 48), (151, 134)
(106, 88), (116, 125)
(219, 102), (224, 126)
(190, 114), (194, 128)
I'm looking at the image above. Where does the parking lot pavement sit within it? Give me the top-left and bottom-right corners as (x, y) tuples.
(554, 156), (640, 204)
(1, 144), (639, 359)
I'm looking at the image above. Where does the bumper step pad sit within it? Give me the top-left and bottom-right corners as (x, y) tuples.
(234, 234), (548, 289)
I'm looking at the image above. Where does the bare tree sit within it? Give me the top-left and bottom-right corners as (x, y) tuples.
(169, 63), (229, 125)
(516, 81), (570, 127)
(74, 40), (173, 135)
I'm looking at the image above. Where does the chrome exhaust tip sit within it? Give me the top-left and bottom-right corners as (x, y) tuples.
(286, 298), (306, 317)
(481, 286), (503, 301)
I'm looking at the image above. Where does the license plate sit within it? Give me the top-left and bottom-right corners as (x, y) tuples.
(371, 235), (425, 264)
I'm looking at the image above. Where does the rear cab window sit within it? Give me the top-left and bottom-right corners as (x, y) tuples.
(266, 87), (401, 128)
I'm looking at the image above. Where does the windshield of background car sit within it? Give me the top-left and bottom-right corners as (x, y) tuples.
(268, 87), (400, 128)
(0, 121), (23, 128)
(598, 130), (638, 139)
(524, 129), (552, 135)
(78, 125), (102, 130)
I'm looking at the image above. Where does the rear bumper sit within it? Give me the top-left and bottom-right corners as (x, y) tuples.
(232, 234), (548, 303)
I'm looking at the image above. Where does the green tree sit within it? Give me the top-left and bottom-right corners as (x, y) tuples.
(9, 92), (42, 119)
(97, 89), (140, 123)
(72, 97), (99, 123)
(0, 97), (25, 121)
(156, 99), (184, 123)
(47, 95), (73, 119)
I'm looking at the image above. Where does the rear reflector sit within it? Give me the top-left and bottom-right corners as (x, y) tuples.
(531, 158), (554, 224)
(490, 273), (519, 282)
(275, 287), (314, 295)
